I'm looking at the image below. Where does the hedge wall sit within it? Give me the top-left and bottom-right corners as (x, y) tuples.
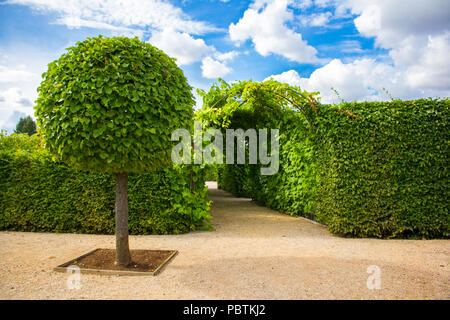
(218, 98), (449, 239)
(313, 99), (449, 238)
(0, 133), (211, 235)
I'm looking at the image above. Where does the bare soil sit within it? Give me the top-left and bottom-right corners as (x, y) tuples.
(64, 249), (176, 273)
(0, 181), (448, 299)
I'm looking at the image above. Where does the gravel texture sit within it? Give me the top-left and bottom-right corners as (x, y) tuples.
(0, 182), (449, 299)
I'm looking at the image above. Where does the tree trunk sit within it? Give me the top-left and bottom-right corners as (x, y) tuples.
(115, 172), (131, 266)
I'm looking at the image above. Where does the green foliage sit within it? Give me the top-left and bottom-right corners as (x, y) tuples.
(200, 79), (319, 210)
(313, 98), (449, 238)
(35, 36), (194, 173)
(203, 79), (449, 239)
(0, 133), (211, 234)
(203, 165), (218, 181)
(15, 116), (37, 136)
(197, 79), (318, 130)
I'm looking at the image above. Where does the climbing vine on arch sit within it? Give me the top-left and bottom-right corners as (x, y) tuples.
(196, 78), (320, 214)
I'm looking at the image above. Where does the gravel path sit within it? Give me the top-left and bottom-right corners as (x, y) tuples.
(0, 182), (448, 299)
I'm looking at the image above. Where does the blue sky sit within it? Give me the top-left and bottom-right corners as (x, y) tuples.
(0, 0), (449, 132)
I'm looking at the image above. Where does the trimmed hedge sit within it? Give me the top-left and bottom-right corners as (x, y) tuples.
(0, 133), (211, 235)
(313, 99), (449, 238)
(218, 98), (449, 238)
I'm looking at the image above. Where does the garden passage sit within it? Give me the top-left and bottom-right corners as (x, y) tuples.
(199, 80), (449, 239)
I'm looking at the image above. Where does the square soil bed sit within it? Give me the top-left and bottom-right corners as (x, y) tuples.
(54, 248), (178, 276)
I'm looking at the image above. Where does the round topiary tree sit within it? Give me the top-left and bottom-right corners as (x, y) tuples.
(35, 36), (194, 266)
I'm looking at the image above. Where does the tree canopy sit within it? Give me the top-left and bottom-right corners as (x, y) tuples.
(15, 115), (37, 136)
(35, 36), (195, 173)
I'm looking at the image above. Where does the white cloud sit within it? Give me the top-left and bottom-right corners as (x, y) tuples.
(345, 0), (450, 45)
(0, 87), (33, 107)
(290, 0), (313, 9)
(56, 16), (144, 38)
(353, 4), (381, 35)
(216, 50), (240, 62)
(150, 29), (214, 65)
(0, 88), (36, 133)
(318, 40), (366, 54)
(266, 0), (450, 102)
(0, 45), (60, 132)
(201, 57), (232, 79)
(0, 110), (27, 134)
(265, 55), (448, 104)
(344, 0), (450, 92)
(291, 0), (335, 10)
(0, 64), (38, 83)
(6, 0), (220, 35)
(229, 0), (320, 63)
(264, 60), (399, 103)
(336, 0), (450, 67)
(149, 29), (241, 67)
(265, 69), (302, 85)
(300, 12), (333, 27)
(405, 33), (450, 90)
